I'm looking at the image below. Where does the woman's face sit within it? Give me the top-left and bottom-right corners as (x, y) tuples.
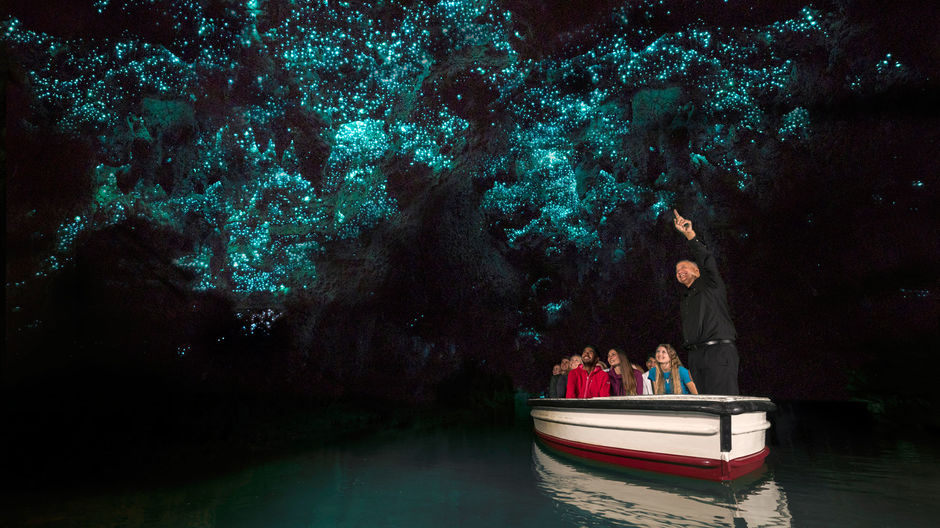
(560, 358), (569, 371)
(607, 350), (620, 367)
(655, 347), (670, 366)
(569, 356), (582, 369)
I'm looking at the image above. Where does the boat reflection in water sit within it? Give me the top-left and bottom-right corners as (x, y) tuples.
(532, 442), (792, 527)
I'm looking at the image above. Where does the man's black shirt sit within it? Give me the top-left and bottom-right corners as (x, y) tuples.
(679, 237), (737, 346)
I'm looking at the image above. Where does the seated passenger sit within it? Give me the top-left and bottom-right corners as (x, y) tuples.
(642, 355), (655, 395)
(554, 357), (570, 398)
(548, 364), (562, 398)
(565, 346), (610, 398)
(568, 354), (582, 373)
(607, 348), (644, 395)
(648, 344), (698, 395)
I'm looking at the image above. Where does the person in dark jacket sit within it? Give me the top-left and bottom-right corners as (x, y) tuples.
(553, 357), (570, 398)
(548, 364), (562, 398)
(673, 209), (739, 395)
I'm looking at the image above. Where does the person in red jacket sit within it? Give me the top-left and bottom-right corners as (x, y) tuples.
(566, 346), (611, 398)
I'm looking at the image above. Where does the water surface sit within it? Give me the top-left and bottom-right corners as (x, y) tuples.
(4, 416), (938, 527)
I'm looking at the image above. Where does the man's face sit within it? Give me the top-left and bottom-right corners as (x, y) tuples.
(646, 357), (655, 370)
(552, 365), (561, 375)
(561, 358), (570, 371)
(581, 347), (596, 365)
(676, 261), (700, 287)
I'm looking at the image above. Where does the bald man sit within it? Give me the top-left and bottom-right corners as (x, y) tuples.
(673, 210), (739, 395)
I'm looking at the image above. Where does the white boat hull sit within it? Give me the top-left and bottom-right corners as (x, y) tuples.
(529, 395), (775, 481)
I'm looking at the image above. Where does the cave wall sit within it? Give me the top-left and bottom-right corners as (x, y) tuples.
(4, 0), (938, 404)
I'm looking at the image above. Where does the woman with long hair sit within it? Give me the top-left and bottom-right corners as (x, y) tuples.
(649, 344), (698, 395)
(607, 348), (645, 395)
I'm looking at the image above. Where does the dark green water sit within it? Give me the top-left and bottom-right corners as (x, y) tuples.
(3, 413), (938, 527)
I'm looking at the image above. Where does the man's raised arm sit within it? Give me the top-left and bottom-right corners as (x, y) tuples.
(673, 209), (696, 240)
(673, 209), (722, 286)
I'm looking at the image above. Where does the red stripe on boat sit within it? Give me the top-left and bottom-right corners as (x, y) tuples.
(534, 430), (769, 481)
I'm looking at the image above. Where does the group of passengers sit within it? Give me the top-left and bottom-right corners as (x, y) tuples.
(547, 344), (698, 398)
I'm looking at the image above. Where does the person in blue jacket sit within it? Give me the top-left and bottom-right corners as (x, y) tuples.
(648, 343), (698, 395)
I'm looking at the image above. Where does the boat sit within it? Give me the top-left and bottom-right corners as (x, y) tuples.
(528, 395), (776, 481)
